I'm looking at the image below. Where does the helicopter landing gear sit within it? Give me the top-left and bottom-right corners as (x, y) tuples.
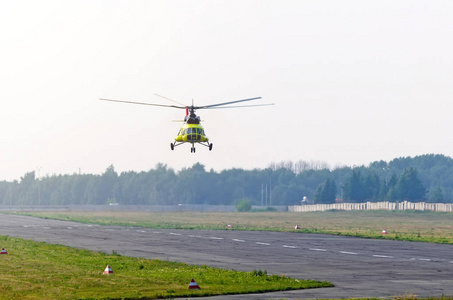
(172, 141), (210, 152)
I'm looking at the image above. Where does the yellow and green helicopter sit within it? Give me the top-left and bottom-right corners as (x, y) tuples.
(99, 95), (273, 153)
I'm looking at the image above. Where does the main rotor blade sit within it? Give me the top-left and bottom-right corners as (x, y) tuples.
(153, 94), (187, 106)
(196, 97), (263, 109)
(203, 103), (274, 109)
(99, 98), (186, 109)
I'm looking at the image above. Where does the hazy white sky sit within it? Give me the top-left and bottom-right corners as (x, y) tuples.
(1, 0), (453, 180)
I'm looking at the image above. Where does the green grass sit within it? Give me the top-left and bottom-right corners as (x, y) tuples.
(11, 210), (453, 244)
(0, 235), (332, 300)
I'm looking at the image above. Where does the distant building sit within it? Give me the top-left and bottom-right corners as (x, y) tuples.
(300, 196), (314, 205)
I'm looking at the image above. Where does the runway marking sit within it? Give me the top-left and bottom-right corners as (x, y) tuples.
(137, 230), (146, 233)
(209, 237), (224, 240)
(309, 248), (327, 252)
(232, 239), (245, 242)
(256, 242), (270, 245)
(409, 257), (434, 262)
(169, 233), (181, 236)
(152, 231), (161, 234)
(67, 227), (73, 230)
(283, 245), (297, 249)
(418, 258), (431, 261)
(373, 255), (394, 258)
(340, 251), (358, 255)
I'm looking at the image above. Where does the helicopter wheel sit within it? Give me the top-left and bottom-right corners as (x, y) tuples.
(209, 143), (213, 151)
(170, 143), (174, 151)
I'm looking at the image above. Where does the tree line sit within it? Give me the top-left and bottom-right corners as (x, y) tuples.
(1, 154), (452, 206)
(314, 167), (427, 203)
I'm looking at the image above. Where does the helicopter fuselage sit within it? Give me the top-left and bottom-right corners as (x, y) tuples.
(175, 123), (209, 144)
(172, 122), (212, 153)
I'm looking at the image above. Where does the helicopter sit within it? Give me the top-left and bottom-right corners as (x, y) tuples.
(99, 94), (273, 153)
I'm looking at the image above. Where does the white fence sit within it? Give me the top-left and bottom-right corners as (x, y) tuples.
(289, 201), (453, 213)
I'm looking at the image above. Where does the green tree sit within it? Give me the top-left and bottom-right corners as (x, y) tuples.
(98, 165), (118, 204)
(314, 178), (337, 204)
(363, 172), (380, 201)
(343, 170), (364, 202)
(236, 198), (251, 212)
(428, 186), (444, 203)
(384, 174), (399, 201)
(393, 167), (426, 201)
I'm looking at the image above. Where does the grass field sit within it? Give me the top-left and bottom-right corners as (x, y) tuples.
(14, 209), (453, 244)
(0, 235), (331, 300)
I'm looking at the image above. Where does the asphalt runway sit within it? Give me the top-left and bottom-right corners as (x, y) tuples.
(1, 214), (453, 299)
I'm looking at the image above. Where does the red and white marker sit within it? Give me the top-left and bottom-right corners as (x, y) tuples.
(0, 248), (7, 254)
(227, 224), (232, 229)
(188, 278), (200, 290)
(295, 225), (300, 229)
(382, 229), (387, 234)
(103, 265), (113, 274)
